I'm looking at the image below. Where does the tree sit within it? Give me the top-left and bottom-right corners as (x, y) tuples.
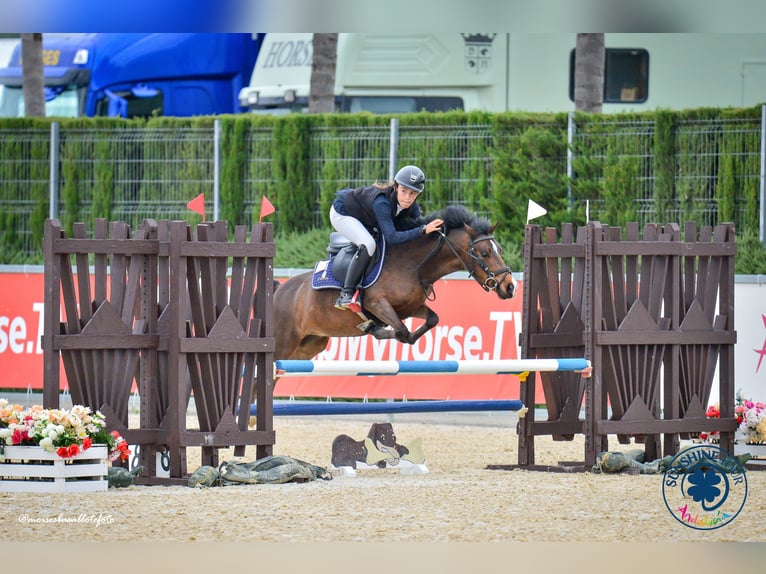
(21, 33), (45, 117)
(574, 33), (604, 113)
(309, 33), (338, 113)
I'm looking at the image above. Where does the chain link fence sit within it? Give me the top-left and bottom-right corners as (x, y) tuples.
(1, 113), (763, 258)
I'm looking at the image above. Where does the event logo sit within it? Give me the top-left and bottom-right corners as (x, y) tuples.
(662, 444), (748, 530)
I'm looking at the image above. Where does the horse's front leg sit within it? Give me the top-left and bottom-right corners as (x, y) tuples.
(364, 298), (439, 344)
(404, 304), (439, 344)
(366, 324), (397, 340)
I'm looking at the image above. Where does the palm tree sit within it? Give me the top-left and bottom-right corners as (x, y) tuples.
(21, 33), (45, 117)
(573, 33), (604, 113)
(309, 33), (338, 113)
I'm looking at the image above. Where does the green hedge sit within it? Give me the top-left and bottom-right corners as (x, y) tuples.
(0, 106), (765, 270)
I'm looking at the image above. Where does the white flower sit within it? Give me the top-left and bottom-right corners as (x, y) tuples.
(38, 436), (54, 452)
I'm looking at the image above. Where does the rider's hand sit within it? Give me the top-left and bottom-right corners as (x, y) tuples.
(424, 219), (444, 234)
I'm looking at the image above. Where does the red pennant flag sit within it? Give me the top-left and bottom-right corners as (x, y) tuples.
(259, 195), (276, 222)
(186, 193), (205, 220)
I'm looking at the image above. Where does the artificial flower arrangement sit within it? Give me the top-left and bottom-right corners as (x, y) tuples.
(0, 398), (130, 462)
(735, 398), (766, 444)
(701, 395), (766, 445)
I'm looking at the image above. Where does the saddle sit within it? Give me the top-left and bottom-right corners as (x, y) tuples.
(310, 232), (385, 291)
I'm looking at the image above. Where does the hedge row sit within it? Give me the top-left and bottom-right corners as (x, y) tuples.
(0, 106), (763, 267)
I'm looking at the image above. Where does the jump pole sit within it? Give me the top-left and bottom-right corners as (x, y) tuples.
(252, 358), (591, 417)
(274, 358), (591, 377)
(255, 399), (525, 416)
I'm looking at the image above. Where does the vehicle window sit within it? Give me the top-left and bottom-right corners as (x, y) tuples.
(1, 86), (81, 117)
(95, 90), (164, 118)
(349, 97), (417, 113)
(416, 97), (464, 112)
(346, 96), (464, 114)
(569, 48), (649, 104)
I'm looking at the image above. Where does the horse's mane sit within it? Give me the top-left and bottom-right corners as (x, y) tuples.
(424, 204), (491, 235)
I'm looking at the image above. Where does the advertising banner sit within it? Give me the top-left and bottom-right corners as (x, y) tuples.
(0, 270), (530, 399)
(2, 269), (764, 404)
(273, 279), (528, 400)
(0, 270), (49, 390)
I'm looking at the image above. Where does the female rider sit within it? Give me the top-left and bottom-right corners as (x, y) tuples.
(329, 165), (444, 311)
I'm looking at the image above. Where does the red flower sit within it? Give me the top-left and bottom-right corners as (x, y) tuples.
(82, 437), (92, 450)
(56, 446), (70, 458)
(11, 427), (29, 445)
(117, 441), (131, 461)
(67, 444), (80, 457)
(705, 404), (720, 418)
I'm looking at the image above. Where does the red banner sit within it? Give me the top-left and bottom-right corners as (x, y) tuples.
(0, 271), (51, 390)
(274, 279), (529, 400)
(0, 271), (533, 400)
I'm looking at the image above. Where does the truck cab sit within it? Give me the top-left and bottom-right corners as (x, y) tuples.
(0, 33), (263, 118)
(239, 33), (485, 115)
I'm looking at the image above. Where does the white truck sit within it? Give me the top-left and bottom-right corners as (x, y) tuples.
(239, 33), (766, 114)
(0, 36), (18, 108)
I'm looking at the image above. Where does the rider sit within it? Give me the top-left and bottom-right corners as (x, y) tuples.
(329, 165), (444, 311)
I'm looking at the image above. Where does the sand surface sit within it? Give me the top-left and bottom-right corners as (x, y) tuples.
(2, 414), (764, 543)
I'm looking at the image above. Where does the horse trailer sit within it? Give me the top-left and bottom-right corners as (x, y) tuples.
(239, 33), (766, 114)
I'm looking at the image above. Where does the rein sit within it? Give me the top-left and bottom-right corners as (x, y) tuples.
(417, 227), (511, 294)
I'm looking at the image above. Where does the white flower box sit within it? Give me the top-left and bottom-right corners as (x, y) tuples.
(0, 445), (108, 493)
(734, 441), (766, 466)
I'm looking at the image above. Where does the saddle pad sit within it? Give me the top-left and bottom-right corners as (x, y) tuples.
(311, 241), (385, 290)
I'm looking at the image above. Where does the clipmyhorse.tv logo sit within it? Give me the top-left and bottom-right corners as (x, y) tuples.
(662, 444), (748, 530)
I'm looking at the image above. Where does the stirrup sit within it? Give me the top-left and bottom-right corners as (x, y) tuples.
(335, 290), (361, 312)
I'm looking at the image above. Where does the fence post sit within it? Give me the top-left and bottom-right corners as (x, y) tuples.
(760, 104), (765, 244)
(567, 111), (575, 211)
(213, 118), (221, 221)
(388, 117), (399, 180)
(49, 121), (59, 219)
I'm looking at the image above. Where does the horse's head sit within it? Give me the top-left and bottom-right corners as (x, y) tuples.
(430, 205), (517, 299)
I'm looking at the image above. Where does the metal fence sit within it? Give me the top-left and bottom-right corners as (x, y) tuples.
(1, 112), (764, 258)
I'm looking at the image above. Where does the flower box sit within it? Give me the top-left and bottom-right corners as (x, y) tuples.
(0, 445), (108, 493)
(734, 442), (766, 466)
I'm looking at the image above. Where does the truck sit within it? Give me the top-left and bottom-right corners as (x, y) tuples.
(0, 36), (17, 108)
(239, 33), (766, 114)
(0, 33), (263, 118)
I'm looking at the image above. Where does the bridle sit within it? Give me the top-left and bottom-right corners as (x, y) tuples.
(418, 227), (512, 292)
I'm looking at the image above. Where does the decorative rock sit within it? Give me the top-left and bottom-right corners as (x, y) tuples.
(108, 465), (143, 488)
(218, 456), (329, 485)
(188, 465), (219, 488)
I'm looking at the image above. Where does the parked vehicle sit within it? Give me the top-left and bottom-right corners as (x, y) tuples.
(0, 37), (17, 108)
(0, 33), (263, 117)
(239, 33), (766, 114)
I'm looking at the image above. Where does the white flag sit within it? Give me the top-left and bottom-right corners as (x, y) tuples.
(526, 199), (547, 223)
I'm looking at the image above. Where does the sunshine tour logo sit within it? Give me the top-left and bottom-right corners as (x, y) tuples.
(662, 444), (748, 530)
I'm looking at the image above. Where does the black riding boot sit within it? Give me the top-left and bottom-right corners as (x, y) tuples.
(335, 245), (371, 311)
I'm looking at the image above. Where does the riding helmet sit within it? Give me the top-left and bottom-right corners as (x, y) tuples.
(394, 165), (426, 193)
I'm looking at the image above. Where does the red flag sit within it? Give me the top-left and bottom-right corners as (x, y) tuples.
(186, 193), (205, 220)
(259, 195), (275, 222)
